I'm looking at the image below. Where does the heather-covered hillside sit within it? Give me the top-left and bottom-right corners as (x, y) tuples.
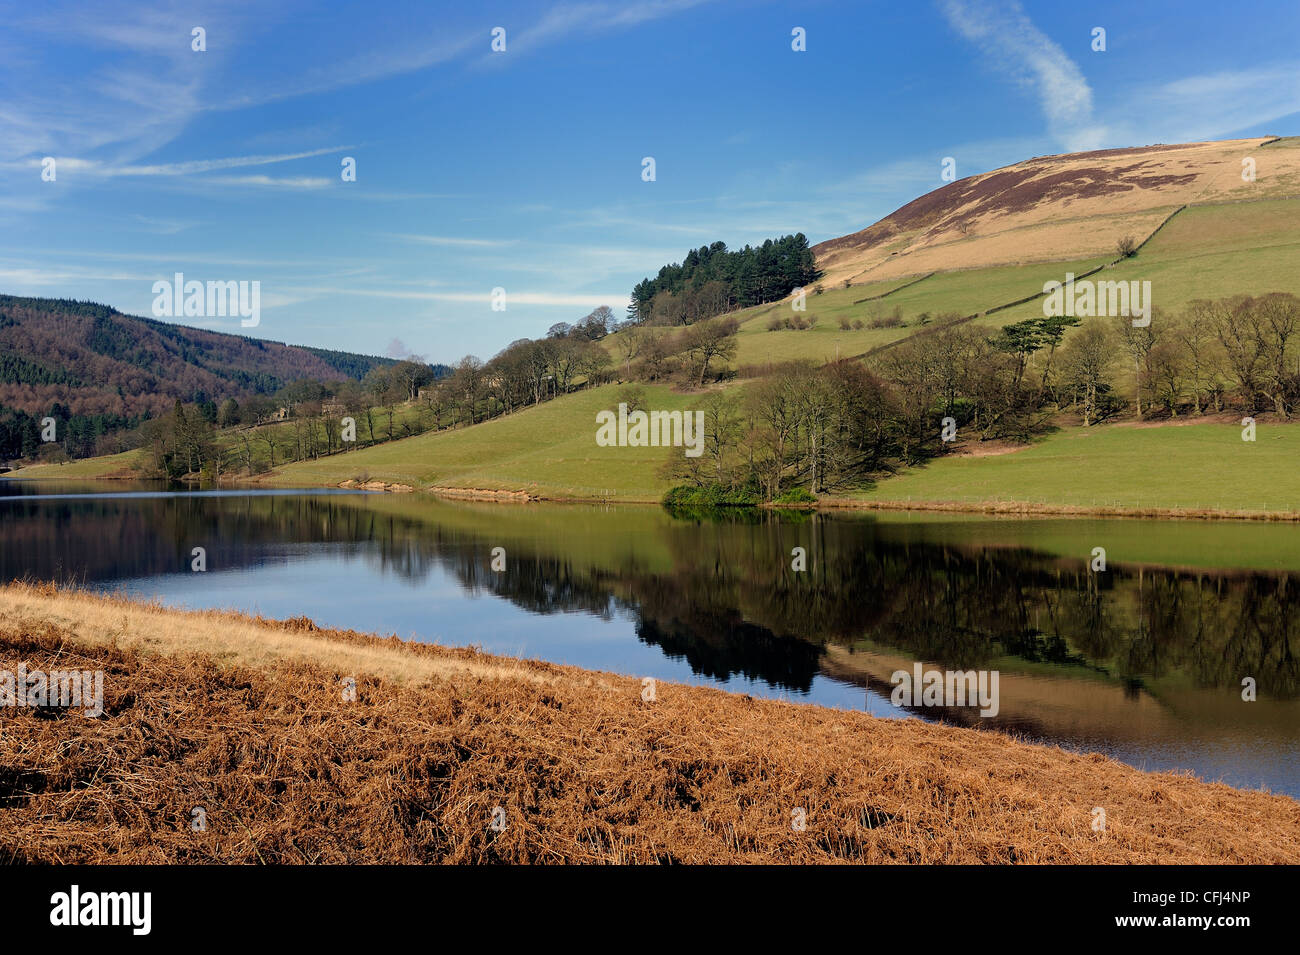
(0, 295), (397, 420)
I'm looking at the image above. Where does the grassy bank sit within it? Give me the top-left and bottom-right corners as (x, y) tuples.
(267, 404), (1300, 520)
(1, 583), (1296, 864)
(848, 420), (1300, 515)
(3, 448), (143, 480)
(12, 404), (1300, 524)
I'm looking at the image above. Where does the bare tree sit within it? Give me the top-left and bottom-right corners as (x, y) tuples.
(1060, 324), (1114, 426)
(680, 317), (739, 386)
(616, 325), (647, 378)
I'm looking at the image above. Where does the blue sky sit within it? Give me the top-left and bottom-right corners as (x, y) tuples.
(2, 0), (1298, 363)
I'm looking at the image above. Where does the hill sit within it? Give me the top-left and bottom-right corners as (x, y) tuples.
(599, 137), (1300, 372)
(812, 136), (1300, 287)
(0, 294), (403, 422)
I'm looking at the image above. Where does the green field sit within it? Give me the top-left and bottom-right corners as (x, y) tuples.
(849, 421), (1300, 513)
(601, 196), (1300, 370)
(265, 383), (697, 500)
(622, 257), (1114, 369)
(5, 448), (143, 480)
(982, 198), (1300, 327)
(5, 401), (436, 483)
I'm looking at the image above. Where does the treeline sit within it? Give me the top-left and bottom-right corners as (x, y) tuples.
(610, 317), (740, 387)
(0, 404), (144, 463)
(0, 295), (409, 456)
(1098, 292), (1300, 420)
(132, 307), (634, 479)
(135, 359), (449, 479)
(417, 306), (744, 426)
(663, 292), (1300, 499)
(629, 235), (820, 325)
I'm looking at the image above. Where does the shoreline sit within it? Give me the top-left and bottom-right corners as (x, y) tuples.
(9, 467), (1300, 522)
(1, 583), (1297, 864)
(6, 414), (1300, 522)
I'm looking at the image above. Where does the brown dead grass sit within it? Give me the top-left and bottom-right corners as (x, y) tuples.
(1, 582), (1297, 864)
(815, 137), (1300, 287)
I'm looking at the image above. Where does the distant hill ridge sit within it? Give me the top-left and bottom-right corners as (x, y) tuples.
(0, 294), (416, 420)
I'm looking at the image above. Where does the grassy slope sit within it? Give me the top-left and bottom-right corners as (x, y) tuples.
(4, 583), (1297, 863)
(847, 421), (1300, 513)
(610, 257), (1112, 369)
(605, 197), (1300, 372)
(385, 193), (1298, 511)
(4, 448), (144, 479)
(987, 198), (1300, 326)
(4, 402), (434, 483)
(264, 383), (697, 500)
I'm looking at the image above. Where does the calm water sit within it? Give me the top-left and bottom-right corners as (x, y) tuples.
(2, 481), (1297, 798)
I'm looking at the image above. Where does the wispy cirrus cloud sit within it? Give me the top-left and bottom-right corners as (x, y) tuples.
(1117, 64), (1300, 144)
(939, 0), (1103, 151)
(107, 147), (351, 178)
(287, 284), (627, 308)
(941, 0), (1300, 152)
(476, 0), (715, 62)
(386, 233), (519, 248)
(204, 174), (333, 189)
(7, 146), (349, 178)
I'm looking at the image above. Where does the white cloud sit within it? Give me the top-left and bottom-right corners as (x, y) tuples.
(387, 233), (518, 248)
(203, 174), (333, 189)
(0, 266), (158, 285)
(6, 147), (350, 179)
(293, 286), (627, 308)
(478, 0), (714, 62)
(940, 0), (1099, 150)
(1118, 65), (1300, 144)
(130, 214), (197, 235)
(110, 147), (350, 177)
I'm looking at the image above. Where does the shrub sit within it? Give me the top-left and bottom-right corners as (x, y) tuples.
(853, 319), (865, 330)
(838, 317), (852, 330)
(1117, 235), (1137, 258)
(662, 484), (761, 508)
(766, 317), (782, 332)
(773, 486), (817, 505)
(615, 384), (646, 414)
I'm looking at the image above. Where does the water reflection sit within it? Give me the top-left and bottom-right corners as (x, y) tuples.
(1, 481), (1296, 797)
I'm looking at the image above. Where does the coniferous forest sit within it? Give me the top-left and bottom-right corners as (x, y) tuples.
(629, 234), (820, 325)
